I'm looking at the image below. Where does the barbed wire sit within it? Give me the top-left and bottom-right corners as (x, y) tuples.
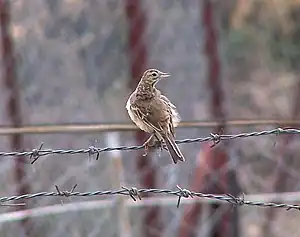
(2, 185), (300, 211)
(0, 127), (298, 163)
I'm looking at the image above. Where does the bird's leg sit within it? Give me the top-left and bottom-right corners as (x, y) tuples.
(142, 134), (155, 157)
(153, 134), (168, 152)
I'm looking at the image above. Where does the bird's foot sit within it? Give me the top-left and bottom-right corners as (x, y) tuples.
(143, 143), (150, 157)
(159, 140), (168, 152)
(153, 139), (167, 153)
(142, 135), (168, 156)
(142, 134), (155, 157)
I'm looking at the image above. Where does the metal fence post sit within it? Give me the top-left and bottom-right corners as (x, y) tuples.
(0, 0), (32, 236)
(125, 1), (161, 237)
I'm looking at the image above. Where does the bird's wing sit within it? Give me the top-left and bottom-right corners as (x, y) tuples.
(160, 95), (176, 109)
(168, 115), (176, 138)
(160, 94), (180, 132)
(130, 103), (164, 134)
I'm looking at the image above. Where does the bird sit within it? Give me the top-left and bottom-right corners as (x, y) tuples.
(126, 68), (185, 164)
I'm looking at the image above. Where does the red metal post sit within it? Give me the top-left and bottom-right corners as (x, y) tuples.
(125, 1), (161, 237)
(180, 2), (235, 236)
(201, 0), (240, 236)
(0, 0), (31, 236)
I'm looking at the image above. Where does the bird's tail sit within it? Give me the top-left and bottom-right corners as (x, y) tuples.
(163, 134), (185, 164)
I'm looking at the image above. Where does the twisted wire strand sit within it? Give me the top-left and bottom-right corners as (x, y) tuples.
(0, 128), (299, 210)
(0, 128), (297, 162)
(1, 186), (300, 211)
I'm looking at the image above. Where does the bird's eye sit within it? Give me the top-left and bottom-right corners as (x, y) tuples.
(152, 72), (158, 77)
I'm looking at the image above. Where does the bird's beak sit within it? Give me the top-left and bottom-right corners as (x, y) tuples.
(160, 72), (170, 78)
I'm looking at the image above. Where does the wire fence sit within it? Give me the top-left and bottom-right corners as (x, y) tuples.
(0, 127), (299, 211)
(2, 185), (300, 211)
(2, 0), (300, 237)
(0, 127), (297, 163)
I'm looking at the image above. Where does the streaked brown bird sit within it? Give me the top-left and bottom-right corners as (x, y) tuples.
(126, 68), (185, 164)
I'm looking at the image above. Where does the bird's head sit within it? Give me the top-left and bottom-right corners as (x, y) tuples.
(140, 69), (170, 87)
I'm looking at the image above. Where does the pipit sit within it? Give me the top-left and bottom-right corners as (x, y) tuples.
(126, 68), (185, 164)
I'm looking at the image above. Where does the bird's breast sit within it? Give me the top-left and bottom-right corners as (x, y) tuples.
(126, 94), (153, 133)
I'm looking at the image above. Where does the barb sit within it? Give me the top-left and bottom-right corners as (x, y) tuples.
(30, 143), (43, 164)
(226, 193), (245, 208)
(55, 184), (78, 205)
(55, 184), (78, 197)
(0, 186), (299, 211)
(210, 127), (224, 148)
(122, 186), (142, 201)
(176, 185), (194, 208)
(0, 128), (298, 160)
(88, 146), (100, 160)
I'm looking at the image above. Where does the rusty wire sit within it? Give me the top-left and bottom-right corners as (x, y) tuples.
(1, 185), (300, 211)
(0, 120), (299, 135)
(0, 127), (297, 163)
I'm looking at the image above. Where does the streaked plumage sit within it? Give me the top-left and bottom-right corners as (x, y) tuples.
(126, 69), (184, 164)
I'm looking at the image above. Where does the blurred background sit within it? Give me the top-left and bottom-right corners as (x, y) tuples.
(0, 0), (300, 236)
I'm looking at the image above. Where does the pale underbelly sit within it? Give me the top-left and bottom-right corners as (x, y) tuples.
(127, 108), (154, 133)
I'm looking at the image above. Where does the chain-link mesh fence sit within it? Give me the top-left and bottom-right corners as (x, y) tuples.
(0, 0), (300, 237)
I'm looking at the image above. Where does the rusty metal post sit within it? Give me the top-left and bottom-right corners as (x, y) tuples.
(0, 0), (31, 236)
(125, 1), (161, 237)
(201, 0), (240, 237)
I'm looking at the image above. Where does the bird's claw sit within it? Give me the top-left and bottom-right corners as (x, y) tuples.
(160, 143), (168, 154)
(143, 144), (150, 156)
(161, 143), (168, 151)
(154, 140), (167, 152)
(142, 136), (166, 156)
(142, 135), (154, 156)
